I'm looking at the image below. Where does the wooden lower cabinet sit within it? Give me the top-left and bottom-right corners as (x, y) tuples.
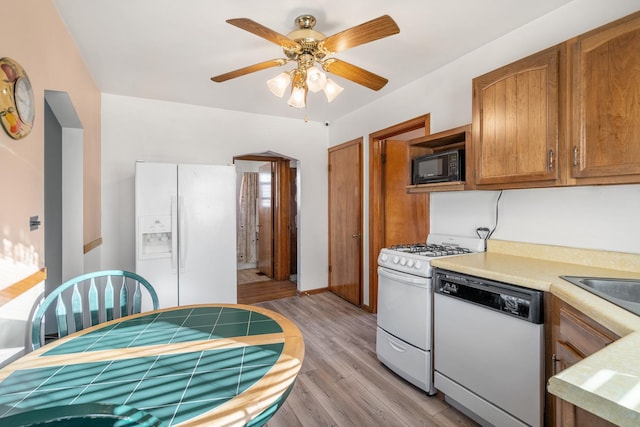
(550, 296), (619, 426)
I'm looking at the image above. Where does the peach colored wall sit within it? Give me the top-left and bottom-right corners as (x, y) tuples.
(0, 0), (100, 286)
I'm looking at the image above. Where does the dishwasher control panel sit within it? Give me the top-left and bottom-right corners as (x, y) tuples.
(434, 269), (543, 324)
(500, 294), (531, 318)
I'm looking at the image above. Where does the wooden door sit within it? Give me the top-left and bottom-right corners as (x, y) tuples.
(328, 139), (362, 305)
(257, 163), (273, 277)
(383, 140), (429, 245)
(289, 167), (297, 276)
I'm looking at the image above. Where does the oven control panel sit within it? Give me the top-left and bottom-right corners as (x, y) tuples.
(378, 249), (430, 277)
(379, 252), (424, 269)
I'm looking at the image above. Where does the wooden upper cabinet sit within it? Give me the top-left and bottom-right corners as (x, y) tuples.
(472, 44), (564, 188)
(568, 11), (640, 185)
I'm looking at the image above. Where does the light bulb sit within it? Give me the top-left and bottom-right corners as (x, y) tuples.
(267, 72), (291, 98)
(306, 67), (326, 92)
(323, 78), (344, 102)
(287, 86), (307, 108)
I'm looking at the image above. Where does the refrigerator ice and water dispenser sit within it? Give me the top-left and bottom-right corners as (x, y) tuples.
(138, 215), (173, 258)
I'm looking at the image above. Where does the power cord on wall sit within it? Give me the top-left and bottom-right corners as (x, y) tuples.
(476, 227), (490, 240)
(476, 190), (503, 241)
(488, 190), (503, 238)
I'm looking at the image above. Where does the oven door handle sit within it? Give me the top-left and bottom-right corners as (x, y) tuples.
(386, 337), (407, 353)
(378, 266), (430, 286)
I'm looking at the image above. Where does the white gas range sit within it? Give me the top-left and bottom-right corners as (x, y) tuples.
(376, 234), (485, 394)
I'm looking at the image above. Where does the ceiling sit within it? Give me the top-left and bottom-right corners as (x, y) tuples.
(52, 0), (573, 123)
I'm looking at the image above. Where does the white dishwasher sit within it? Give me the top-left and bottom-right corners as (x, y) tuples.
(433, 269), (544, 427)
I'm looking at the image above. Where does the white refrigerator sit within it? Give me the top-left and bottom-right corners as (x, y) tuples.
(135, 161), (237, 308)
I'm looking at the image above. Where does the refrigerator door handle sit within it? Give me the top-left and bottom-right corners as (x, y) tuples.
(171, 196), (178, 272)
(179, 195), (186, 272)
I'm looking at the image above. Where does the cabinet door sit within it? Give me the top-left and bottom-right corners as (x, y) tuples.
(554, 342), (581, 427)
(551, 297), (618, 427)
(473, 45), (562, 188)
(554, 343), (615, 427)
(569, 12), (640, 183)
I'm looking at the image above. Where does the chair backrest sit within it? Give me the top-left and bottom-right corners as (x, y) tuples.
(31, 270), (159, 350)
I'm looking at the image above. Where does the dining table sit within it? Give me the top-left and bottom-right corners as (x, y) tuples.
(0, 304), (304, 426)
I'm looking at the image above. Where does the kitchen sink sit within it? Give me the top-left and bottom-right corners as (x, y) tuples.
(560, 276), (640, 317)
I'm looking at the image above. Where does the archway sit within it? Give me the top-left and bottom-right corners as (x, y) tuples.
(234, 153), (299, 302)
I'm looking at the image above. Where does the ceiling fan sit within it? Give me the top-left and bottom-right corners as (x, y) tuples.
(211, 14), (400, 107)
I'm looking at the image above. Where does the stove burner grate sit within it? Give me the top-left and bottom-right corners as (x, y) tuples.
(389, 243), (472, 257)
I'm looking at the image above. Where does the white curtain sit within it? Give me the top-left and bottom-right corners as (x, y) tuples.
(237, 172), (258, 265)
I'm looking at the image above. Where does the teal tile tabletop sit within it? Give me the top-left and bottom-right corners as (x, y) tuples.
(0, 304), (304, 427)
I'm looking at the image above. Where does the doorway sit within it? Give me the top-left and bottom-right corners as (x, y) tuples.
(368, 114), (431, 313)
(234, 154), (299, 304)
(43, 91), (84, 294)
(43, 91), (84, 335)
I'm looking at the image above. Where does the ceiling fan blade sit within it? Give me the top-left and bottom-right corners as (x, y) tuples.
(211, 59), (287, 82)
(226, 18), (300, 51)
(321, 15), (399, 53)
(322, 58), (388, 91)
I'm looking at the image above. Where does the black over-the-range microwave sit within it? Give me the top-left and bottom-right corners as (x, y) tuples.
(411, 149), (464, 185)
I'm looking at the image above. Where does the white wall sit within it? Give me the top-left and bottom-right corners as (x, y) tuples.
(329, 0), (640, 261)
(101, 94), (329, 292)
(61, 127), (84, 280)
(430, 186), (640, 254)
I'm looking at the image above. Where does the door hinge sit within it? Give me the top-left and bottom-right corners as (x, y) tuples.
(328, 164), (331, 172)
(328, 265), (332, 273)
(381, 153), (387, 163)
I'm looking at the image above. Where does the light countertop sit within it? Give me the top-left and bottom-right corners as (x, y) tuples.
(430, 240), (640, 426)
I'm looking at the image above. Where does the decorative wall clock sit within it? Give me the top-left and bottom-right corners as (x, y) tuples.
(0, 57), (35, 139)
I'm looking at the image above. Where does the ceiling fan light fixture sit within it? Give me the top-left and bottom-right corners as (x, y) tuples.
(287, 85), (307, 108)
(267, 72), (292, 98)
(214, 14), (399, 114)
(323, 78), (344, 102)
(214, 14), (400, 115)
(306, 67), (327, 92)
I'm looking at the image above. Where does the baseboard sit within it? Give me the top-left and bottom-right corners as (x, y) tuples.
(297, 287), (328, 296)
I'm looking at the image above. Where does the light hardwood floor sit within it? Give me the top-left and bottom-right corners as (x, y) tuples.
(237, 268), (272, 285)
(237, 271), (297, 305)
(256, 292), (479, 427)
